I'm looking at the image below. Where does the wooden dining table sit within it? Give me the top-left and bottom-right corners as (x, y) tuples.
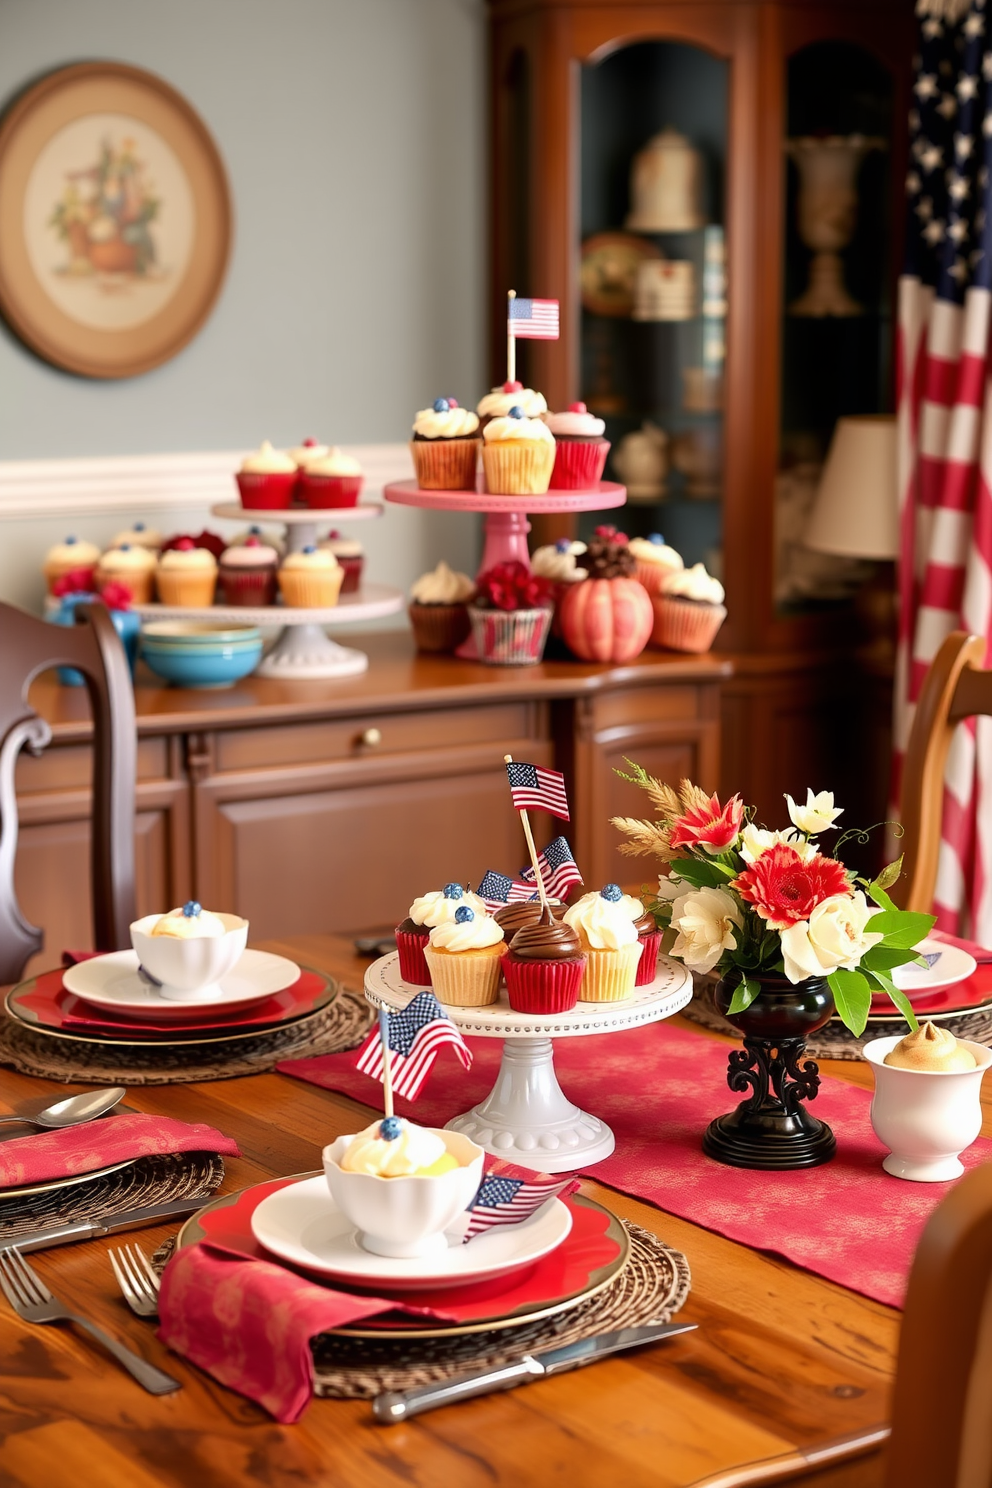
(0, 932), (942, 1488)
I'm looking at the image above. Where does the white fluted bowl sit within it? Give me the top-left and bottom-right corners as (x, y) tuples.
(323, 1130), (484, 1257)
(130, 912), (249, 1000)
(863, 1035), (992, 1181)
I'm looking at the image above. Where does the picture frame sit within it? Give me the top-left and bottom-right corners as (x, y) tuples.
(0, 61), (232, 379)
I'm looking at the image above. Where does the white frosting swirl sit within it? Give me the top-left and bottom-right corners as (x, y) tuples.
(221, 542), (279, 568)
(484, 414), (555, 445)
(477, 385), (548, 419)
(340, 1118), (449, 1176)
(543, 405), (606, 438)
(429, 914), (505, 951)
(564, 891), (639, 950)
(661, 562), (725, 604)
(241, 441), (296, 474)
(413, 407), (480, 439)
(46, 538), (101, 567)
(100, 546), (157, 574)
(321, 535), (363, 559)
(408, 887), (487, 927)
(531, 542), (588, 583)
(628, 537), (684, 572)
(410, 561), (475, 605)
(281, 547), (340, 572)
(289, 443), (330, 465)
(304, 447), (362, 477)
(157, 547), (217, 573)
(150, 906), (227, 939)
(111, 525), (162, 551)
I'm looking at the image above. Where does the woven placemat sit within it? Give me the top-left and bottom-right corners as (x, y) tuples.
(681, 982), (992, 1060)
(0, 983), (371, 1086)
(0, 1151), (225, 1244)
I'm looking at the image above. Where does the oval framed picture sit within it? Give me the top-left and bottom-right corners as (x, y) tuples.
(0, 62), (231, 378)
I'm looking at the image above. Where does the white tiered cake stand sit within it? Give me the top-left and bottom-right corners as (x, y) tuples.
(364, 951), (693, 1172)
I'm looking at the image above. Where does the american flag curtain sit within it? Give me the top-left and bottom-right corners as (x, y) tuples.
(896, 0), (992, 939)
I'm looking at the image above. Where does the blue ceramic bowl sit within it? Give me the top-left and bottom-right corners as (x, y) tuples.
(141, 634), (263, 689)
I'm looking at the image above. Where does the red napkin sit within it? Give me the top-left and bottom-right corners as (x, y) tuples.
(157, 1241), (459, 1422)
(930, 927), (992, 962)
(0, 1113), (240, 1191)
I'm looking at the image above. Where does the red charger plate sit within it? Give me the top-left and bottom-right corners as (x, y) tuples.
(867, 962), (992, 1018)
(177, 1175), (628, 1336)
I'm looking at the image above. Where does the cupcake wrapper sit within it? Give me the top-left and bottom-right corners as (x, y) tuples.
(424, 946), (502, 1006)
(633, 561), (668, 596)
(299, 474), (363, 508)
(395, 928), (432, 986)
(503, 955), (586, 1013)
(468, 606), (552, 666)
(548, 439), (610, 490)
(218, 568), (277, 607)
(277, 567), (344, 608)
(155, 572), (216, 608)
(409, 603), (472, 653)
(635, 930), (662, 987)
(410, 439), (480, 492)
(236, 472), (296, 510)
(650, 595), (727, 653)
(579, 942), (641, 1002)
(482, 441), (555, 495)
(98, 572), (154, 605)
(337, 556), (363, 594)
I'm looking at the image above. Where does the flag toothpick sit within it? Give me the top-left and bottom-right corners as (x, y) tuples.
(378, 1007), (394, 1120)
(504, 753), (550, 911)
(507, 289), (516, 385)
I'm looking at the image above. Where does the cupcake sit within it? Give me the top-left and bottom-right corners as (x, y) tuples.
(236, 441), (297, 510)
(531, 539), (588, 638)
(482, 408), (556, 496)
(229, 524), (286, 558)
(492, 900), (566, 935)
(628, 534), (684, 596)
(616, 893), (662, 986)
(96, 544), (157, 605)
(395, 882), (487, 984)
(155, 541), (218, 607)
(277, 545), (343, 608)
(651, 563), (727, 653)
(321, 532), (364, 594)
(44, 536), (101, 594)
(111, 521), (162, 552)
(564, 884), (641, 1002)
(502, 905), (586, 1014)
(298, 448), (363, 508)
(476, 380), (548, 428)
(544, 403), (610, 489)
(408, 561), (475, 652)
(424, 905), (505, 1006)
(161, 530), (227, 561)
(218, 536), (279, 606)
(410, 398), (481, 490)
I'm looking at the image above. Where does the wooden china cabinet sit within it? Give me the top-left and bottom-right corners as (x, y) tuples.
(488, 0), (913, 837)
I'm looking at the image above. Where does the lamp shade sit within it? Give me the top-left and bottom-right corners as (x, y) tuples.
(804, 415), (898, 560)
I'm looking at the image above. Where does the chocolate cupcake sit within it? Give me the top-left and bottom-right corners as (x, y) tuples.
(502, 905), (586, 1014)
(493, 900), (566, 935)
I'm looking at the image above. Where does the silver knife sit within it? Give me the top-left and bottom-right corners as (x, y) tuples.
(0, 1196), (207, 1254)
(372, 1319), (698, 1424)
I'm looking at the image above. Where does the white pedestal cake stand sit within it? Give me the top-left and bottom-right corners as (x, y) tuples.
(210, 501), (384, 556)
(364, 951), (693, 1172)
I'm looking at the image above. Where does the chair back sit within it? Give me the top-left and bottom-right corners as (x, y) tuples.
(0, 601), (136, 982)
(896, 630), (992, 912)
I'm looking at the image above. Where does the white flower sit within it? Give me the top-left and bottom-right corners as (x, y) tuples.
(670, 886), (742, 975)
(785, 789), (843, 836)
(656, 872), (685, 902)
(779, 891), (883, 984)
(739, 824), (819, 865)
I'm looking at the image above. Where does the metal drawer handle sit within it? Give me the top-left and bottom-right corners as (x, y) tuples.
(359, 727), (382, 748)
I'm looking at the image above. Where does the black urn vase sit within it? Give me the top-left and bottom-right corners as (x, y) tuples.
(702, 971), (837, 1171)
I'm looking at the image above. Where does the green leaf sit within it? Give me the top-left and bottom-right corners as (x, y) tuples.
(863, 967), (920, 1033)
(861, 944), (925, 971)
(873, 855), (904, 893)
(827, 968), (872, 1037)
(865, 909), (937, 949)
(867, 881), (898, 912)
(669, 857), (736, 890)
(726, 978), (760, 1015)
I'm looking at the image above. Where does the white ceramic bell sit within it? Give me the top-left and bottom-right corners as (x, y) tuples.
(626, 129), (706, 233)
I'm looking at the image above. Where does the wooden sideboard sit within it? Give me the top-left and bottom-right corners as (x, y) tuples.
(13, 634), (729, 975)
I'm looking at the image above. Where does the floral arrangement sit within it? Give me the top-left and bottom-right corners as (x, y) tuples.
(51, 569), (96, 597)
(473, 561), (553, 613)
(612, 763), (935, 1035)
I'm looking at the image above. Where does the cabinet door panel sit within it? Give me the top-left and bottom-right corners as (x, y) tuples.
(595, 738), (709, 891)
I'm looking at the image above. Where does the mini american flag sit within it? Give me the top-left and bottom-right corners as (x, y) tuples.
(506, 760), (570, 821)
(354, 991), (472, 1100)
(477, 869), (538, 911)
(508, 297), (560, 341)
(520, 835), (583, 901)
(463, 1159), (579, 1242)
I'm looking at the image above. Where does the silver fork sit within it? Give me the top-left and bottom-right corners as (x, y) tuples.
(109, 1243), (160, 1319)
(0, 1246), (180, 1395)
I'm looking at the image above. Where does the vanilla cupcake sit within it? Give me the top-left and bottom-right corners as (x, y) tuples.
(155, 542), (218, 607)
(111, 521), (163, 552)
(424, 905), (505, 1006)
(530, 540), (588, 585)
(277, 544), (343, 608)
(651, 563), (726, 653)
(298, 448), (363, 509)
(236, 441), (297, 510)
(544, 402), (609, 490)
(97, 544), (158, 604)
(628, 534), (684, 595)
(483, 407), (556, 495)
(44, 536), (101, 594)
(408, 560), (476, 652)
(564, 884), (641, 1001)
(410, 398), (481, 490)
(476, 380), (548, 427)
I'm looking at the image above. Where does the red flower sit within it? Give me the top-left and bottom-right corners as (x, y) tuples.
(475, 561), (552, 613)
(98, 581), (134, 611)
(731, 843), (850, 929)
(52, 567), (96, 597)
(669, 792), (744, 855)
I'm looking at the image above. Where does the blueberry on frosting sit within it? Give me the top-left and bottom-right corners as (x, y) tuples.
(433, 398), (450, 413)
(555, 539), (571, 552)
(302, 544), (317, 554)
(649, 533), (665, 545)
(182, 900), (202, 918)
(379, 1116), (402, 1141)
(600, 883), (623, 902)
(454, 905), (475, 923)
(508, 406), (524, 419)
(443, 883), (463, 899)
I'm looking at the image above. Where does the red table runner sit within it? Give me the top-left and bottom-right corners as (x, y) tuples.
(280, 1019), (991, 1309)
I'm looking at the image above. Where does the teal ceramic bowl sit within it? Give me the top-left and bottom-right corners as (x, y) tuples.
(141, 629), (263, 689)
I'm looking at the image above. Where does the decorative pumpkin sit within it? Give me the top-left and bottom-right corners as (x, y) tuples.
(559, 526), (654, 663)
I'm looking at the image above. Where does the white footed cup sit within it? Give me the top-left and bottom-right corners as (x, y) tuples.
(863, 1035), (992, 1182)
(130, 912), (248, 1000)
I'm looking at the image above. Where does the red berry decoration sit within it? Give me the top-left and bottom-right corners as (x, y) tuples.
(474, 561), (552, 612)
(559, 528), (652, 663)
(502, 379), (523, 393)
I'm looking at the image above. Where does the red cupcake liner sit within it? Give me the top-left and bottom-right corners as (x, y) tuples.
(548, 439), (610, 491)
(299, 473), (363, 508)
(502, 954), (586, 1013)
(635, 930), (662, 987)
(236, 472), (296, 510)
(395, 928), (431, 985)
(218, 567), (277, 606)
(337, 556), (363, 594)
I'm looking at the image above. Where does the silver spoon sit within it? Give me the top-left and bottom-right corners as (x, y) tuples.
(0, 1087), (126, 1130)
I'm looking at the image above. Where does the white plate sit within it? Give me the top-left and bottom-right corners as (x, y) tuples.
(62, 949), (300, 1019)
(891, 937), (977, 992)
(250, 1174), (573, 1290)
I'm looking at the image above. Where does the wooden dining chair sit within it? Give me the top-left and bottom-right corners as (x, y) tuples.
(896, 629), (991, 914)
(0, 600), (136, 983)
